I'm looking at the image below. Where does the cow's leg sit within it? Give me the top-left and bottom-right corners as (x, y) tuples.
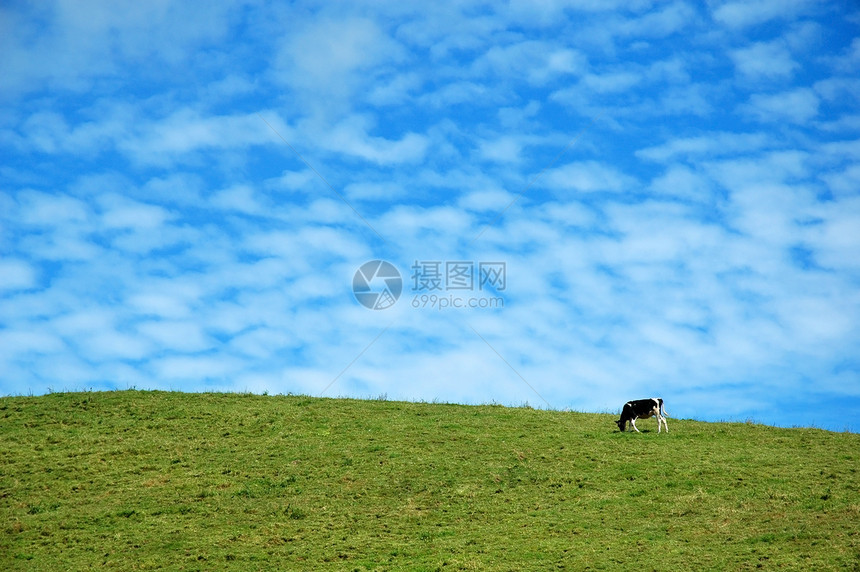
(663, 415), (669, 433)
(630, 418), (640, 433)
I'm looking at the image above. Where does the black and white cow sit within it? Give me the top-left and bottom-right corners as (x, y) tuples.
(615, 398), (668, 433)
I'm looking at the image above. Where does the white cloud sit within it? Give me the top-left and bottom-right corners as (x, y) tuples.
(637, 132), (770, 162)
(807, 197), (860, 272)
(731, 41), (798, 81)
(343, 181), (407, 201)
(0, 328), (64, 357)
(16, 190), (91, 226)
(478, 136), (524, 163)
(833, 37), (860, 73)
(321, 116), (429, 164)
(375, 205), (475, 252)
(458, 189), (519, 213)
(77, 330), (154, 362)
(0, 1), (237, 98)
(776, 295), (856, 347)
(120, 110), (276, 165)
(617, 1), (699, 38)
(474, 41), (587, 85)
(18, 229), (105, 262)
(274, 15), (406, 112)
(228, 326), (297, 359)
(648, 165), (715, 201)
(211, 185), (269, 215)
(506, 0), (653, 18)
(541, 161), (635, 193)
(98, 194), (173, 230)
(712, 0), (817, 29)
(704, 150), (810, 189)
(266, 169), (321, 195)
(127, 292), (193, 320)
(821, 163), (860, 198)
(418, 81), (493, 107)
(0, 259), (38, 291)
(243, 226), (370, 264)
(741, 88), (820, 123)
(366, 72), (424, 106)
(151, 354), (245, 382)
(137, 320), (212, 353)
(582, 71), (642, 94)
(19, 112), (69, 153)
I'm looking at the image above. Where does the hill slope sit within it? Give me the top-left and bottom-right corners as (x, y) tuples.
(1, 391), (858, 570)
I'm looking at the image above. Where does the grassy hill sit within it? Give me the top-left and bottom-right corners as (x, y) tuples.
(1, 391), (858, 570)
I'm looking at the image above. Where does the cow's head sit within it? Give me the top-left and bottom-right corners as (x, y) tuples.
(615, 418), (626, 432)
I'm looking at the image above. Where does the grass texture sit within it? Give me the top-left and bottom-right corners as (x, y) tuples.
(1, 390), (858, 570)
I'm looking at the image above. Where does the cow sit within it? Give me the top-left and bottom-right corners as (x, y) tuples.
(615, 398), (668, 433)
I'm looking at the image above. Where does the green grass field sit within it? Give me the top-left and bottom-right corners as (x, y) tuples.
(1, 391), (858, 570)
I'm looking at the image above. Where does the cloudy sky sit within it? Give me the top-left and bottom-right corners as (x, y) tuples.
(2, 1), (859, 431)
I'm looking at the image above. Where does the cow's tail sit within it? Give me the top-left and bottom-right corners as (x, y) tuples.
(660, 400), (669, 418)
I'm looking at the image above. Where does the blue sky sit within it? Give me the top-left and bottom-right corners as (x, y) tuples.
(1, 1), (859, 431)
